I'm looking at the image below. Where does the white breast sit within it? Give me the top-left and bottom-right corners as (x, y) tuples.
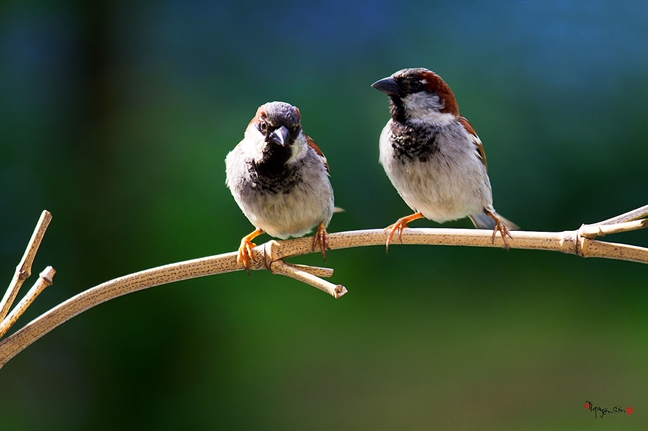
(379, 120), (493, 223)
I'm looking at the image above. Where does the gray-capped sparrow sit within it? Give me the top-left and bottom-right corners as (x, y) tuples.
(225, 101), (334, 272)
(372, 68), (517, 250)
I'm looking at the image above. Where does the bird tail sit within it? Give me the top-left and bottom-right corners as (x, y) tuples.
(469, 211), (519, 230)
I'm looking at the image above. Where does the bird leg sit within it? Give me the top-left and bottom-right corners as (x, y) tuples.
(485, 210), (512, 249)
(383, 212), (424, 252)
(313, 222), (329, 261)
(237, 228), (264, 274)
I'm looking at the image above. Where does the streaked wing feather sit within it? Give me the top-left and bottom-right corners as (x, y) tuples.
(306, 135), (330, 173)
(458, 116), (487, 170)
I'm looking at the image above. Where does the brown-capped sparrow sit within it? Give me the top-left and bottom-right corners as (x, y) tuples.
(372, 68), (517, 250)
(225, 101), (334, 272)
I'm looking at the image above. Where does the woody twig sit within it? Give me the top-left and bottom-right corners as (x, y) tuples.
(0, 211), (53, 321)
(0, 205), (646, 368)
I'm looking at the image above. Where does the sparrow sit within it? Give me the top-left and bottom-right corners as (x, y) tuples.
(372, 68), (517, 250)
(225, 101), (335, 272)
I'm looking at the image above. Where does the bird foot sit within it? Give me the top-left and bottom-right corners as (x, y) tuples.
(313, 222), (330, 261)
(237, 228), (264, 274)
(383, 212), (424, 252)
(486, 211), (513, 249)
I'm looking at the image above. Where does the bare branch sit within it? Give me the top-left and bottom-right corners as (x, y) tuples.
(0, 211), (52, 321)
(0, 206), (646, 368)
(0, 251), (240, 368)
(595, 204), (648, 225)
(269, 260), (347, 298)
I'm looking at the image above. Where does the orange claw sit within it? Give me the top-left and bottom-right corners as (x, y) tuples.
(237, 228), (264, 274)
(485, 210), (512, 249)
(313, 222), (329, 261)
(383, 212), (424, 252)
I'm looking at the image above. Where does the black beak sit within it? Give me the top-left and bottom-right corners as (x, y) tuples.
(371, 76), (400, 96)
(269, 125), (290, 146)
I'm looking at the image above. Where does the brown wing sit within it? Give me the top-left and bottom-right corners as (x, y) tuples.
(306, 135), (330, 173)
(458, 116), (487, 170)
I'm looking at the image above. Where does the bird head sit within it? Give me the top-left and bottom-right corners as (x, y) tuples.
(372, 68), (459, 125)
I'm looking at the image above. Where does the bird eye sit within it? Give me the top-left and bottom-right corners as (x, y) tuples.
(410, 79), (421, 91)
(259, 121), (268, 133)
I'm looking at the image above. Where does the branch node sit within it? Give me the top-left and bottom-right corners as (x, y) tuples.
(579, 223), (604, 240)
(17, 269), (31, 281)
(559, 229), (577, 253)
(0, 266), (55, 339)
(576, 225), (587, 258)
(39, 267), (56, 286)
(263, 240), (281, 270)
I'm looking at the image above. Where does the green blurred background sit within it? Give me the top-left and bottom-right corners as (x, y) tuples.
(1, 1), (646, 429)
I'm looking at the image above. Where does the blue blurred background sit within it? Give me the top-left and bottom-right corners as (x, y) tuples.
(1, 1), (646, 429)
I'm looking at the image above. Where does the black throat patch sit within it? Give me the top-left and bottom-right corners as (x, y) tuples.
(389, 121), (440, 163)
(389, 98), (408, 124)
(248, 144), (301, 194)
